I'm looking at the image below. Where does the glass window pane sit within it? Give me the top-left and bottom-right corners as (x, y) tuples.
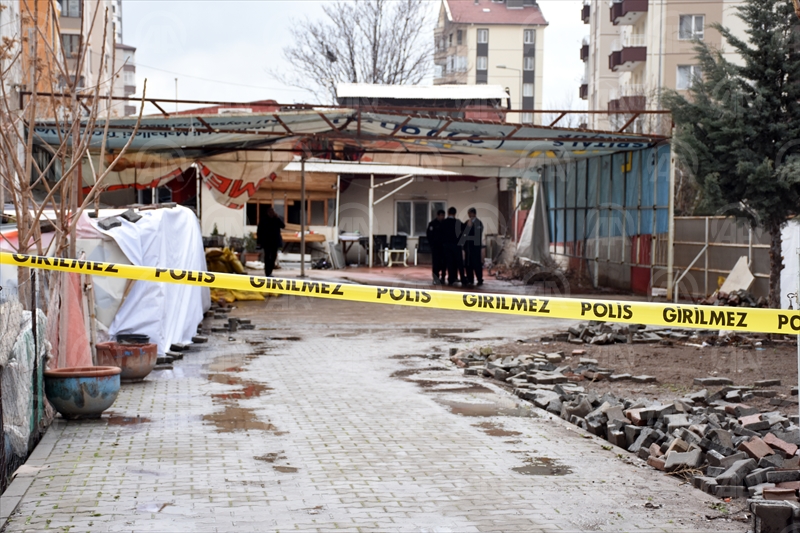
(478, 29), (488, 43)
(523, 83), (534, 97)
(524, 57), (535, 71)
(677, 66), (690, 90)
(413, 202), (428, 236)
(431, 201), (446, 220)
(396, 202), (411, 235)
(679, 15), (692, 39)
(311, 200), (325, 225)
(246, 203), (258, 225)
(477, 56), (487, 70)
(524, 29), (535, 44)
(694, 16), (704, 33)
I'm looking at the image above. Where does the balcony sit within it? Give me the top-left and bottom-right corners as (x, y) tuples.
(608, 95), (646, 112)
(581, 3), (590, 24)
(579, 83), (588, 100)
(610, 0), (648, 26)
(609, 34), (646, 71)
(580, 43), (589, 62)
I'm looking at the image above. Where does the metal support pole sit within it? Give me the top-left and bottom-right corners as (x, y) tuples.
(300, 156), (306, 278)
(666, 147), (676, 300)
(335, 175), (341, 245)
(704, 217), (709, 296)
(748, 227), (753, 267)
(796, 247), (799, 426)
(368, 174), (374, 269)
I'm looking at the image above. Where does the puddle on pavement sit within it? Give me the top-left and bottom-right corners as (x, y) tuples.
(106, 415), (151, 426)
(473, 421), (522, 437)
(273, 465), (298, 473)
(391, 367), (450, 378)
(389, 354), (443, 360)
(436, 399), (538, 418)
(402, 327), (479, 338)
(512, 457), (572, 476)
(207, 373), (271, 400)
(412, 380), (493, 394)
(203, 405), (282, 433)
(269, 336), (301, 341)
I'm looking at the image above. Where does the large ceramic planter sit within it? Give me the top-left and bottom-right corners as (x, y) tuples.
(43, 366), (121, 419)
(96, 342), (158, 382)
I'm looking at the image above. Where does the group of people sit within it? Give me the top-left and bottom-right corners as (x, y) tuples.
(426, 207), (484, 287)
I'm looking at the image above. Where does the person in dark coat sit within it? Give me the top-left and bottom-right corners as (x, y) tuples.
(426, 210), (446, 284)
(256, 206), (285, 277)
(441, 206), (464, 286)
(460, 207), (484, 286)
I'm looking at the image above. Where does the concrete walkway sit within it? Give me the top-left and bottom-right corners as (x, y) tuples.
(2, 299), (741, 532)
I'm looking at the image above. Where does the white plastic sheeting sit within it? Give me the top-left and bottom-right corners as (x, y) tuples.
(515, 181), (551, 264)
(86, 206), (210, 355)
(1, 306), (49, 456)
(781, 220), (800, 310)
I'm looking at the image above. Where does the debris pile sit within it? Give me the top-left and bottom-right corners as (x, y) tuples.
(544, 322), (663, 345)
(453, 347), (800, 532)
(700, 289), (769, 308)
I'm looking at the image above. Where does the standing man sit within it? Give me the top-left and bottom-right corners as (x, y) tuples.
(257, 206), (285, 277)
(460, 207), (484, 286)
(441, 206), (464, 286)
(426, 209), (446, 284)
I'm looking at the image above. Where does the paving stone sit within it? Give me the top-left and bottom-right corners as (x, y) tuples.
(776, 481), (800, 490)
(646, 456), (666, 471)
(763, 433), (799, 458)
(759, 455), (787, 469)
(694, 377), (733, 386)
(766, 470), (800, 484)
(739, 413), (770, 432)
(745, 468), (775, 487)
(707, 466), (726, 477)
(628, 428), (658, 454)
(748, 482), (776, 498)
(631, 375), (657, 383)
(763, 488), (799, 501)
(609, 373), (632, 382)
(739, 437), (777, 460)
(714, 484), (747, 498)
(750, 500), (794, 533)
(716, 458), (757, 486)
(664, 449), (703, 472)
(754, 379), (781, 388)
(665, 414), (690, 433)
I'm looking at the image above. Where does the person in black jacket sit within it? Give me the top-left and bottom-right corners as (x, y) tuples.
(256, 206), (285, 277)
(426, 210), (446, 284)
(441, 206), (464, 286)
(460, 207), (484, 286)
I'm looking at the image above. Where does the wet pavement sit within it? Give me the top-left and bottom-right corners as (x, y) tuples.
(3, 298), (742, 532)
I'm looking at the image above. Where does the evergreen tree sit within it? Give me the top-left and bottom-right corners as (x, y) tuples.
(664, 0), (800, 308)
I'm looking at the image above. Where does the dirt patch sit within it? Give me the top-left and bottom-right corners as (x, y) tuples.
(107, 415), (151, 426)
(390, 367), (450, 378)
(491, 338), (799, 412)
(473, 421), (522, 437)
(412, 379), (493, 394)
(512, 457), (572, 476)
(203, 405), (282, 433)
(273, 466), (298, 473)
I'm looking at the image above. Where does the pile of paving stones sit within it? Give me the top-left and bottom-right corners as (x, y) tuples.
(700, 289), (769, 308)
(453, 347), (800, 532)
(542, 322), (664, 345)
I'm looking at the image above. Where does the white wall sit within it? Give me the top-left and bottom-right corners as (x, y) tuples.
(338, 177), (500, 262)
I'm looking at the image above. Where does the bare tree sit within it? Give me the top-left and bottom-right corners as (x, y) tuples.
(542, 92), (587, 129)
(274, 0), (433, 102)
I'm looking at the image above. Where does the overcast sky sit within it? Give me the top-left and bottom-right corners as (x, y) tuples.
(123, 0), (586, 113)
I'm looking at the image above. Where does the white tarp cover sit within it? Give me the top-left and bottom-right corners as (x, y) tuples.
(80, 206), (210, 354)
(781, 220), (800, 310)
(33, 110), (663, 210)
(516, 181), (551, 264)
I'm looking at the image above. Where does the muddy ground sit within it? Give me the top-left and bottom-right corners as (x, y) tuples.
(486, 333), (799, 415)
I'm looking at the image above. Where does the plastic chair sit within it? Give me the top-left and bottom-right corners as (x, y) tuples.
(415, 236), (431, 265)
(372, 235), (388, 266)
(385, 235), (409, 267)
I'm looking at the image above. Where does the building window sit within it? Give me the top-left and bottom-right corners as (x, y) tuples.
(457, 30), (463, 45)
(397, 201), (446, 237)
(524, 57), (535, 71)
(521, 113), (533, 124)
(523, 83), (534, 97)
(62, 0), (82, 18)
(679, 15), (704, 40)
(434, 64), (444, 78)
(476, 56), (487, 71)
(61, 34), (81, 58)
(477, 29), (489, 44)
(523, 29), (536, 44)
(448, 33), (453, 47)
(455, 56), (467, 72)
(676, 65), (702, 90)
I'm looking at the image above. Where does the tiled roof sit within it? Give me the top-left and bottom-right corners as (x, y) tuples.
(445, 0), (548, 26)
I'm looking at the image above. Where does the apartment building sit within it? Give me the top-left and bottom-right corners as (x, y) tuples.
(579, 0), (745, 131)
(434, 0), (547, 124)
(58, 0), (137, 116)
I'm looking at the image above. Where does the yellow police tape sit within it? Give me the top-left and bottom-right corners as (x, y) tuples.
(2, 252), (799, 335)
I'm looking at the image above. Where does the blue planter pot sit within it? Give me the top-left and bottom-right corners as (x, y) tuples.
(44, 366), (122, 419)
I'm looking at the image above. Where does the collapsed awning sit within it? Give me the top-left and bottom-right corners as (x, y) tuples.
(32, 109), (666, 210)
